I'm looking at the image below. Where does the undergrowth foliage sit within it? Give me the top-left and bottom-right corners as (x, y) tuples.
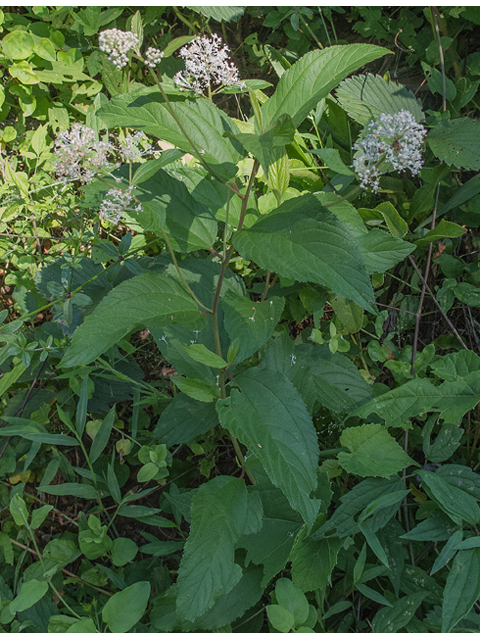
(1, 6), (480, 633)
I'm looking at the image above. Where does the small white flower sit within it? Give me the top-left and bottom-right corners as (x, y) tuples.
(145, 47), (164, 68)
(54, 124), (115, 184)
(99, 29), (139, 70)
(352, 110), (427, 192)
(173, 33), (245, 95)
(99, 185), (141, 225)
(118, 131), (152, 163)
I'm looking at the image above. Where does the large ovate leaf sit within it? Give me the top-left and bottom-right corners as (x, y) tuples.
(335, 74), (424, 125)
(98, 89), (242, 180)
(442, 548), (480, 633)
(338, 424), (415, 477)
(176, 476), (253, 622)
(102, 581), (151, 633)
(415, 218), (465, 246)
(217, 368), (320, 528)
(355, 228), (414, 274)
(61, 272), (204, 368)
(427, 118), (480, 171)
(233, 194), (375, 312)
(133, 166), (217, 251)
(222, 294), (285, 364)
(262, 44), (391, 127)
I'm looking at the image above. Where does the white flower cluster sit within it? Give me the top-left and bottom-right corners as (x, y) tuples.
(145, 47), (164, 68)
(352, 110), (427, 192)
(173, 34), (245, 95)
(99, 186), (142, 225)
(118, 131), (152, 163)
(99, 29), (139, 70)
(54, 124), (115, 184)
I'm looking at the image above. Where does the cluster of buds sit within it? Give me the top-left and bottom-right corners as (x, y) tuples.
(173, 34), (245, 94)
(144, 47), (164, 68)
(99, 28), (139, 70)
(352, 110), (427, 192)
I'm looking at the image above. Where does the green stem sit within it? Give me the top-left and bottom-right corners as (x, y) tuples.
(160, 228), (213, 314)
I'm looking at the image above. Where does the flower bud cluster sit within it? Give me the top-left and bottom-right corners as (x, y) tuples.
(99, 186), (141, 225)
(352, 110), (427, 192)
(118, 131), (152, 163)
(173, 34), (245, 95)
(99, 29), (139, 70)
(145, 47), (164, 68)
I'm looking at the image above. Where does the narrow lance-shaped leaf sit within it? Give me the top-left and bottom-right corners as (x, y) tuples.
(233, 194), (374, 312)
(217, 368), (320, 528)
(442, 548), (480, 633)
(61, 272), (204, 368)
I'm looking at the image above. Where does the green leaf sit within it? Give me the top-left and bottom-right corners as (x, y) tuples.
(10, 493), (29, 527)
(442, 548), (480, 633)
(182, 343), (227, 369)
(163, 35), (194, 58)
(102, 581), (151, 633)
(111, 537), (138, 566)
(401, 512), (459, 542)
(335, 73), (424, 125)
(133, 167), (217, 251)
(89, 406), (116, 464)
(358, 490), (410, 524)
(38, 483), (98, 499)
(309, 148), (354, 175)
(354, 228), (414, 274)
(262, 44), (391, 127)
(359, 521), (389, 568)
(356, 582), (393, 608)
(427, 118), (480, 171)
(188, 6), (245, 22)
(233, 194), (374, 312)
(98, 90), (242, 180)
(30, 505), (53, 530)
(291, 533), (343, 592)
(66, 618), (98, 633)
(107, 463), (122, 504)
(61, 272), (203, 368)
(9, 579), (49, 614)
(176, 476), (249, 621)
(423, 421), (463, 463)
(371, 592), (427, 633)
(419, 470), (480, 525)
(217, 368), (320, 528)
(431, 530), (463, 574)
(375, 202), (408, 237)
(2, 31), (35, 60)
(154, 394), (218, 447)
(438, 173), (480, 216)
(222, 294), (285, 364)
(173, 377), (220, 403)
(1, 417), (78, 446)
(267, 604), (294, 633)
(338, 424), (415, 477)
(275, 577), (309, 628)
(415, 218), (466, 246)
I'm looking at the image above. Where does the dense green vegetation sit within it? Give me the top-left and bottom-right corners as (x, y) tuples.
(1, 5), (480, 633)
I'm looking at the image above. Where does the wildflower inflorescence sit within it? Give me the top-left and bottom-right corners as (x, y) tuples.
(144, 47), (164, 68)
(99, 29), (139, 70)
(99, 186), (141, 225)
(352, 110), (427, 192)
(173, 34), (245, 95)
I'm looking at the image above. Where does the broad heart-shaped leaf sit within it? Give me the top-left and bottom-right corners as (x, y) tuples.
(222, 294), (285, 364)
(98, 89), (243, 180)
(427, 118), (480, 171)
(133, 165), (217, 251)
(262, 44), (391, 127)
(217, 368), (320, 528)
(233, 194), (375, 312)
(176, 476), (253, 622)
(61, 272), (204, 368)
(102, 581), (151, 633)
(338, 424), (415, 477)
(442, 548), (480, 633)
(335, 74), (424, 125)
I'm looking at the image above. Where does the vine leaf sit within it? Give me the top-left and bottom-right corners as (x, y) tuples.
(176, 476), (255, 622)
(262, 44), (392, 127)
(337, 424), (415, 477)
(217, 368), (320, 528)
(61, 272), (204, 368)
(233, 193), (375, 312)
